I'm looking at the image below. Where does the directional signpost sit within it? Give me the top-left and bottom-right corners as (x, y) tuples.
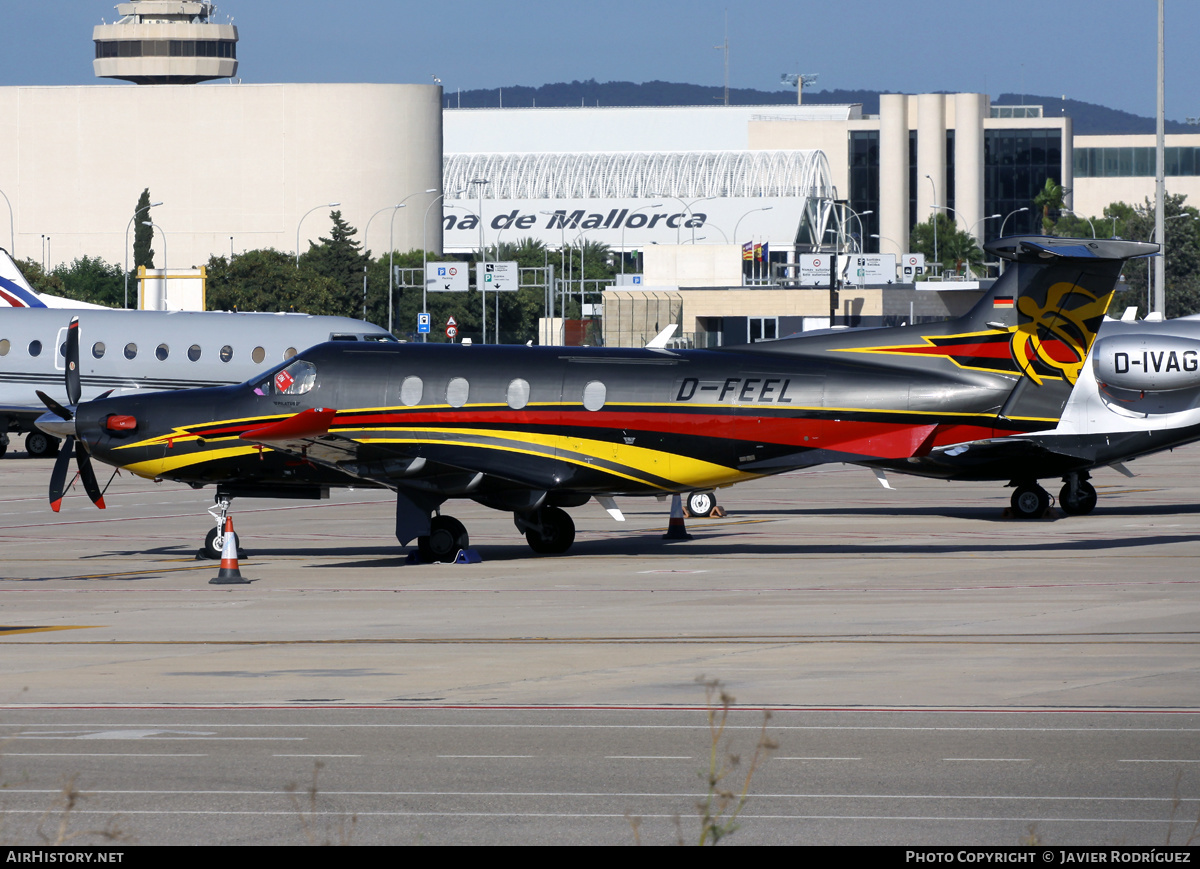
(475, 261), (518, 293)
(417, 312), (430, 335)
(427, 262), (468, 292)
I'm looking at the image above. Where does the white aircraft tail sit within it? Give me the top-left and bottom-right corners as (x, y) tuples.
(0, 249), (108, 309)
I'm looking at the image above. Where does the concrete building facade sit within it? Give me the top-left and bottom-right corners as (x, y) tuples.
(0, 82), (443, 271)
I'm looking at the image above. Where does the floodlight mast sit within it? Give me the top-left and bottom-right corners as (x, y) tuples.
(781, 72), (818, 105)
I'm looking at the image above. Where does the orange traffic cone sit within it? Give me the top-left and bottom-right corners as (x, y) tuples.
(209, 517), (250, 585)
(662, 493), (692, 540)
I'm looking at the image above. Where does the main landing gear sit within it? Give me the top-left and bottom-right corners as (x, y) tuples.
(515, 505), (576, 555)
(25, 430), (59, 459)
(417, 515), (470, 562)
(1009, 472), (1097, 519)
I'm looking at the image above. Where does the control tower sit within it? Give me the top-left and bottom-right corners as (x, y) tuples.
(93, 1), (238, 84)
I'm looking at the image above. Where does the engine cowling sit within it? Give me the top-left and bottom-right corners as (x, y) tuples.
(1092, 335), (1200, 392)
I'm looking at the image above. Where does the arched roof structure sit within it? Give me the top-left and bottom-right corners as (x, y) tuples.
(444, 150), (834, 202)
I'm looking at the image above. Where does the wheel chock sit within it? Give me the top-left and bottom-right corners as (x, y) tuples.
(454, 548), (482, 564)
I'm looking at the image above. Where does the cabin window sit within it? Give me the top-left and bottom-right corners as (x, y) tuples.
(124, 343), (137, 360)
(92, 342), (105, 359)
(251, 346), (265, 364)
(400, 375), (423, 407)
(156, 343), (169, 361)
(506, 378), (531, 410)
(446, 377), (469, 408)
(582, 380), (607, 411)
(28, 340), (42, 358)
(219, 345), (233, 362)
(0, 339), (9, 356)
(283, 347), (297, 360)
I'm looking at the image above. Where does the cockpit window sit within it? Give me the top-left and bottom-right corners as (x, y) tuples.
(254, 359), (317, 396)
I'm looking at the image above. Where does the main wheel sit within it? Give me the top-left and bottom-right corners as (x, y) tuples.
(25, 431), (57, 458)
(686, 490), (716, 518)
(525, 506), (575, 555)
(417, 515), (469, 562)
(1010, 484), (1050, 519)
(1059, 480), (1098, 516)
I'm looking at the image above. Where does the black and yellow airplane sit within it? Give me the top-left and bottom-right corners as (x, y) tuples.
(36, 236), (1154, 559)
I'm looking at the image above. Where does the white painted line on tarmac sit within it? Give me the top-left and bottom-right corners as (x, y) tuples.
(603, 755), (693, 760)
(943, 757), (1031, 762)
(437, 754), (535, 759)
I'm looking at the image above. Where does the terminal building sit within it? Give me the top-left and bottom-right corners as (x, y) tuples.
(0, 1), (442, 276)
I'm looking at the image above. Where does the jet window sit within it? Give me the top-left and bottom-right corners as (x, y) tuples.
(124, 343), (137, 360)
(0, 339), (9, 356)
(59, 342), (67, 357)
(446, 377), (469, 408)
(187, 344), (201, 362)
(272, 360), (317, 395)
(400, 376), (423, 407)
(252, 346), (266, 364)
(92, 342), (105, 359)
(283, 347), (297, 360)
(28, 340), (42, 358)
(582, 380), (607, 411)
(220, 345), (234, 363)
(156, 343), (169, 361)
(507, 378), (531, 410)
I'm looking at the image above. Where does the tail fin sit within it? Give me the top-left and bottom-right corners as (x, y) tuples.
(966, 236), (1157, 420)
(0, 248), (47, 308)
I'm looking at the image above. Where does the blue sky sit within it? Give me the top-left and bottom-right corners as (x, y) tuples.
(2, 0), (1197, 120)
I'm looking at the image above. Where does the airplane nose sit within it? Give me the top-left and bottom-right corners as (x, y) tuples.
(35, 411), (76, 439)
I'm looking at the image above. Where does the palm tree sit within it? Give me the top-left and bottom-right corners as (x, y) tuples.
(1034, 178), (1066, 235)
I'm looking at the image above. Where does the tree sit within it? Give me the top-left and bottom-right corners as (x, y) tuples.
(1034, 177), (1067, 235)
(1055, 195), (1200, 318)
(205, 249), (344, 315)
(132, 188), (154, 270)
(53, 256), (124, 307)
(300, 210), (368, 318)
(909, 213), (983, 276)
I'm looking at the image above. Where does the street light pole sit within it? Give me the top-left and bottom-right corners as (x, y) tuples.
(925, 175), (938, 270)
(620, 203), (661, 275)
(423, 190), (461, 343)
(295, 201), (340, 268)
(385, 188), (438, 335)
(124, 199), (162, 309)
(1000, 207), (1029, 239)
(0, 187), (13, 258)
(470, 179), (489, 343)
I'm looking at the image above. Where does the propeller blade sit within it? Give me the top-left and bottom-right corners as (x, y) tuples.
(76, 447), (105, 510)
(65, 317), (81, 406)
(36, 390), (72, 422)
(48, 436), (75, 513)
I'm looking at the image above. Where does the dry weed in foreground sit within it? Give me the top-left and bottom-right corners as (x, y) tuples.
(285, 760), (357, 846)
(694, 676), (777, 845)
(1166, 770), (1200, 846)
(36, 775), (128, 845)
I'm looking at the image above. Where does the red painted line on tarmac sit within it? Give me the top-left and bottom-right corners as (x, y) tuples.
(0, 703), (1197, 714)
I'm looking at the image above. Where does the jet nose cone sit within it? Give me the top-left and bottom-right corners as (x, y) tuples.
(35, 411), (76, 440)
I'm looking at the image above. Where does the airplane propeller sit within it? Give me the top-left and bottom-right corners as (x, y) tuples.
(35, 317), (105, 512)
